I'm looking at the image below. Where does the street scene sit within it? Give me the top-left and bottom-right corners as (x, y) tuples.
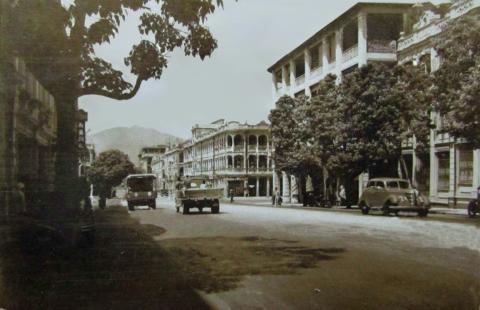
(1, 0), (480, 309)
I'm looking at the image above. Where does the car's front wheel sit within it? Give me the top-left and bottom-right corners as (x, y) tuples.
(128, 202), (135, 211)
(382, 203), (391, 216)
(360, 201), (370, 215)
(467, 200), (478, 218)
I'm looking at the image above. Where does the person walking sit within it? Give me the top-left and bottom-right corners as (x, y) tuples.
(338, 184), (347, 208)
(229, 188), (234, 203)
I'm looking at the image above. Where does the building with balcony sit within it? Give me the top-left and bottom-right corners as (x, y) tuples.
(267, 2), (412, 203)
(152, 119), (272, 199)
(268, 2), (412, 101)
(397, 0), (480, 205)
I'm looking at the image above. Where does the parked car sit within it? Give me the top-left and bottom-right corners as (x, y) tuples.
(467, 186), (480, 218)
(359, 178), (430, 217)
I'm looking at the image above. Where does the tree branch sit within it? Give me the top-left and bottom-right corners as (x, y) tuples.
(79, 76), (144, 100)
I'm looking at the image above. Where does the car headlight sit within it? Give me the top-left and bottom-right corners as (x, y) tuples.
(148, 192), (152, 197)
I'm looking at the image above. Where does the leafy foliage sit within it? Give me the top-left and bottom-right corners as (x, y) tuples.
(88, 150), (135, 198)
(269, 63), (432, 179)
(8, 0), (224, 100)
(432, 13), (480, 146)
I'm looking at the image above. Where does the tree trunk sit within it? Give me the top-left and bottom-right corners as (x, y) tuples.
(54, 95), (79, 215)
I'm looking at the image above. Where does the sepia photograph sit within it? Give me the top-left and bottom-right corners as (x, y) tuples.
(0, 0), (479, 309)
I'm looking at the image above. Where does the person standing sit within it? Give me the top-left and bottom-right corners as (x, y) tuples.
(229, 188), (234, 203)
(338, 184), (347, 207)
(274, 187), (281, 207)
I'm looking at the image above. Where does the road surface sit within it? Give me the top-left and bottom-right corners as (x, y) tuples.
(129, 199), (480, 310)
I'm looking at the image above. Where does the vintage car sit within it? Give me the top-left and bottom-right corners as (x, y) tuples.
(359, 178), (430, 217)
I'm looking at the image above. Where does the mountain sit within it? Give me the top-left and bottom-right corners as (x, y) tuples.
(87, 126), (183, 164)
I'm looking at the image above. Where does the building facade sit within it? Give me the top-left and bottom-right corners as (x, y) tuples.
(268, 2), (412, 202)
(152, 119), (273, 198)
(138, 146), (167, 174)
(0, 56), (58, 215)
(269, 3), (412, 101)
(268, 0), (480, 206)
(397, 0), (480, 205)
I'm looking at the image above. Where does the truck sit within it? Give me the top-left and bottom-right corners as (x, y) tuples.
(175, 179), (223, 214)
(125, 174), (157, 211)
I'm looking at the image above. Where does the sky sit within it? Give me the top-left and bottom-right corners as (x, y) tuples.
(79, 0), (423, 139)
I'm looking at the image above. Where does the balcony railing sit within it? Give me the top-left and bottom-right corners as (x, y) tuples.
(367, 40), (397, 53)
(310, 67), (322, 79)
(234, 146), (244, 152)
(295, 74), (305, 86)
(343, 44), (358, 62)
(257, 145), (268, 152)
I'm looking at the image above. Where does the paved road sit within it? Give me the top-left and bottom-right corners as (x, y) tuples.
(129, 199), (480, 310)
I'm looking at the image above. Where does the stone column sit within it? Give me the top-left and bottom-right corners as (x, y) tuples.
(335, 28), (343, 83)
(272, 169), (280, 192)
(430, 47), (441, 72)
(281, 65), (288, 95)
(304, 50), (312, 97)
(322, 38), (329, 75)
(256, 177), (260, 197)
(282, 171), (290, 203)
(272, 72), (278, 100)
(266, 177), (271, 197)
(243, 134), (247, 172)
(290, 175), (299, 203)
(358, 12), (368, 67)
(289, 60), (295, 97)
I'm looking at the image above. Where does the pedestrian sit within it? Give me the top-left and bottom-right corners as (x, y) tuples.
(338, 184), (347, 208)
(11, 182), (27, 216)
(229, 188), (234, 203)
(274, 187), (281, 207)
(272, 187), (277, 206)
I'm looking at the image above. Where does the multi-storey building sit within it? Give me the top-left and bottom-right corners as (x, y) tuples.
(268, 2), (412, 202)
(153, 119), (272, 198)
(138, 146), (167, 174)
(269, 2), (412, 101)
(0, 56), (58, 215)
(152, 146), (181, 195)
(397, 0), (480, 205)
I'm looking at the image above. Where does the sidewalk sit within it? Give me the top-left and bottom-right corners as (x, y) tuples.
(223, 199), (469, 217)
(0, 206), (208, 310)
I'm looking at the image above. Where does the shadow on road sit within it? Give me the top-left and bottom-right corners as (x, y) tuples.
(0, 207), (209, 310)
(160, 235), (345, 293)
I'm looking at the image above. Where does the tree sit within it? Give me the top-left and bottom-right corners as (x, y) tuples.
(326, 63), (431, 178)
(269, 95), (314, 174)
(432, 13), (480, 147)
(5, 0), (224, 209)
(88, 150), (135, 207)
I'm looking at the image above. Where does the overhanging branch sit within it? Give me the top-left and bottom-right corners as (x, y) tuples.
(79, 76), (144, 100)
